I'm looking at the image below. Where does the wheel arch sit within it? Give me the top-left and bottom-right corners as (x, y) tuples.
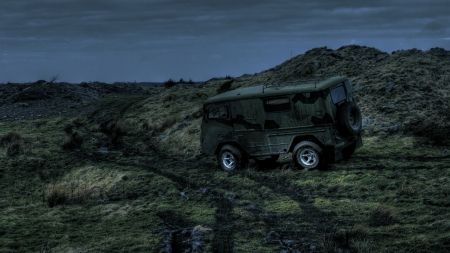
(214, 141), (248, 156)
(288, 135), (324, 153)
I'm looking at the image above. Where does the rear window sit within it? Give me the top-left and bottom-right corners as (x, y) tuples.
(330, 86), (346, 104)
(264, 97), (290, 112)
(207, 105), (228, 119)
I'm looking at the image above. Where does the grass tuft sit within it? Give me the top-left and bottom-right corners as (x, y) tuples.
(0, 131), (30, 156)
(46, 181), (100, 208)
(62, 131), (84, 150)
(154, 116), (177, 132)
(369, 204), (397, 226)
(349, 223), (369, 239)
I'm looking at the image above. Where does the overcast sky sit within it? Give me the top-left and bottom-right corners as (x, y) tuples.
(1, 0), (449, 83)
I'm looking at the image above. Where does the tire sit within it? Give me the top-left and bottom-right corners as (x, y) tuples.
(337, 102), (362, 136)
(342, 142), (356, 160)
(217, 144), (247, 171)
(293, 141), (323, 169)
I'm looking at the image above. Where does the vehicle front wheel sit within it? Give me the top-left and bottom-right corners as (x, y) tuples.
(217, 145), (247, 171)
(293, 141), (323, 169)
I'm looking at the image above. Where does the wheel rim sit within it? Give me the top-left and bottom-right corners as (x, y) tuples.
(221, 151), (236, 170)
(297, 148), (318, 167)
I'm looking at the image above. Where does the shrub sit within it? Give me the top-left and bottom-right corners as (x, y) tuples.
(163, 78), (177, 88)
(46, 184), (68, 208)
(320, 225), (370, 252)
(0, 132), (23, 145)
(369, 205), (397, 226)
(46, 182), (97, 208)
(33, 120), (47, 128)
(0, 132), (29, 156)
(99, 119), (128, 145)
(62, 131), (84, 150)
(216, 79), (234, 94)
(349, 223), (369, 239)
(142, 121), (151, 130)
(111, 120), (127, 144)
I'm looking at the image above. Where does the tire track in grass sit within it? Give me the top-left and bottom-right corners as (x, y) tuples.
(141, 162), (237, 253)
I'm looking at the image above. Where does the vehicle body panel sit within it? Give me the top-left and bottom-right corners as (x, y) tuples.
(200, 76), (362, 164)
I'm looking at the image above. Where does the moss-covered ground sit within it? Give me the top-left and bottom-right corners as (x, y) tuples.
(1, 92), (450, 253)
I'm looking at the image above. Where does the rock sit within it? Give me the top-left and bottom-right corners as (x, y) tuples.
(183, 115), (195, 123)
(98, 147), (109, 154)
(16, 103), (30, 107)
(362, 118), (374, 126)
(354, 83), (363, 92)
(157, 227), (173, 253)
(158, 135), (168, 141)
(265, 230), (281, 244)
(312, 60), (321, 70)
(386, 82), (395, 93)
(170, 123), (187, 134)
(381, 104), (397, 111)
(189, 225), (213, 253)
(180, 191), (188, 199)
(383, 123), (401, 133)
(377, 54), (388, 61)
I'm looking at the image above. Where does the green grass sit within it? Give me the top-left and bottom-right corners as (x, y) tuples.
(1, 93), (450, 252)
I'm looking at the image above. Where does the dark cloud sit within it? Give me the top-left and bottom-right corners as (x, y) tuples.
(1, 0), (449, 83)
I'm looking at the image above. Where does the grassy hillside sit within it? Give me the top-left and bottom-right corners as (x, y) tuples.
(1, 93), (449, 252)
(1, 45), (450, 252)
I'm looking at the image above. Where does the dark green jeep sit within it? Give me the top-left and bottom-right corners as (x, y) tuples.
(200, 76), (363, 171)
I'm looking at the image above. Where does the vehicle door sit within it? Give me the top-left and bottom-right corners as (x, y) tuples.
(200, 103), (233, 155)
(230, 99), (267, 155)
(264, 96), (296, 153)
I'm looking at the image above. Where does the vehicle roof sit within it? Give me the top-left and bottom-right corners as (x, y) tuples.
(204, 76), (348, 104)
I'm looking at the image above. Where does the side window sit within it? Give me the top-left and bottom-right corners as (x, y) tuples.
(330, 86), (346, 104)
(264, 97), (290, 112)
(208, 105), (228, 119)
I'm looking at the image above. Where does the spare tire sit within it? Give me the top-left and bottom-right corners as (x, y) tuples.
(337, 102), (362, 136)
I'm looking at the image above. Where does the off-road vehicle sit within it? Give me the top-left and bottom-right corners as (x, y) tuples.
(200, 76), (362, 170)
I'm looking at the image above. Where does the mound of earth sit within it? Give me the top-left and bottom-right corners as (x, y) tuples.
(0, 81), (150, 120)
(230, 45), (450, 145)
(1, 45), (450, 146)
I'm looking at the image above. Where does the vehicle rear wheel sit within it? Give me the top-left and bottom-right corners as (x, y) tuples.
(293, 141), (323, 169)
(217, 145), (247, 171)
(337, 102), (362, 136)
